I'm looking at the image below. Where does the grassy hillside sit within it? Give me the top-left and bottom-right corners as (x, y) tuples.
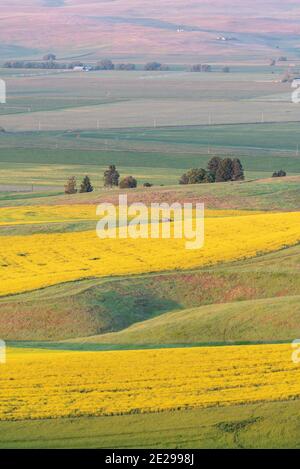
(1, 243), (300, 341)
(1, 176), (299, 212)
(0, 400), (299, 449)
(79, 295), (300, 345)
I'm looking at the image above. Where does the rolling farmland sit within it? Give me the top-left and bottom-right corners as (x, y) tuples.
(0, 0), (300, 450)
(1, 211), (300, 297)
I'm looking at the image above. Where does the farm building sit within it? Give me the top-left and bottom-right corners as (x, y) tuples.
(73, 66), (92, 72)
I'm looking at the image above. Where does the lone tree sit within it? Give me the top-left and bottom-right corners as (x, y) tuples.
(80, 175), (94, 193)
(64, 176), (77, 194)
(119, 176), (137, 189)
(215, 158), (234, 182)
(104, 165), (120, 188)
(232, 158), (245, 181)
(43, 53), (56, 61)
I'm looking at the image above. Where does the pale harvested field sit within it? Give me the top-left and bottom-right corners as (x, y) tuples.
(0, 71), (294, 131)
(0, 98), (297, 131)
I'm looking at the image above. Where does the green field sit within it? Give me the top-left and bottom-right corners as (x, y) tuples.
(0, 400), (299, 449)
(0, 68), (299, 187)
(0, 121), (300, 191)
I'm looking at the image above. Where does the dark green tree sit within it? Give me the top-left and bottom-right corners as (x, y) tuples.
(232, 158), (245, 181)
(80, 175), (94, 193)
(104, 165), (120, 188)
(207, 157), (222, 181)
(204, 172), (215, 183)
(215, 158), (234, 182)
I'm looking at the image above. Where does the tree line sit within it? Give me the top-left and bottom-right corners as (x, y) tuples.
(64, 161), (288, 194)
(4, 55), (230, 73)
(3, 59), (167, 71)
(179, 157), (245, 185)
(64, 166), (139, 194)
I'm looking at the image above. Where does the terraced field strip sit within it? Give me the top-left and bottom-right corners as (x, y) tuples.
(0, 211), (299, 296)
(1, 344), (299, 420)
(0, 205), (263, 227)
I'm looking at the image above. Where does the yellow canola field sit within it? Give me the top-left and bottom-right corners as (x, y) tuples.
(0, 205), (262, 226)
(0, 211), (300, 296)
(0, 344), (299, 421)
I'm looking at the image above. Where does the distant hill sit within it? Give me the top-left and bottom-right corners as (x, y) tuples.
(1, 0), (300, 62)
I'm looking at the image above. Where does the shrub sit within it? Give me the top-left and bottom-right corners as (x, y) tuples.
(64, 176), (77, 194)
(272, 170), (287, 178)
(119, 176), (137, 189)
(179, 168), (208, 185)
